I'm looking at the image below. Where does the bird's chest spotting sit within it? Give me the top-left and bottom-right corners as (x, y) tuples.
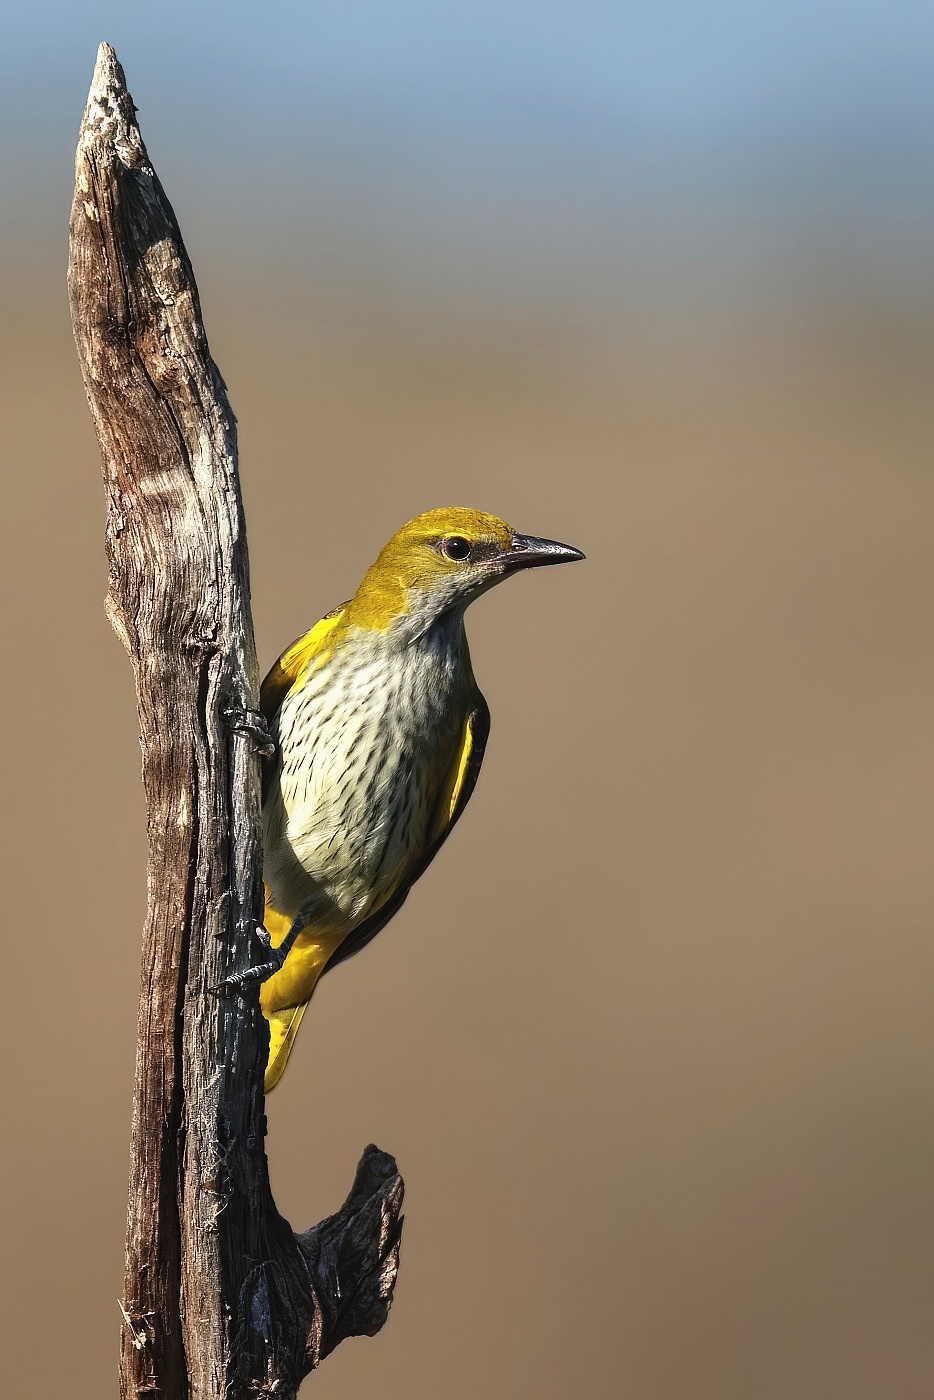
(264, 630), (468, 922)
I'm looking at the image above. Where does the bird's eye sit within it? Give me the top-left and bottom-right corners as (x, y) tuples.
(441, 535), (472, 561)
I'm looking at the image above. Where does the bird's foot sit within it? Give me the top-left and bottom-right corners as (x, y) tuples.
(224, 707), (275, 758)
(210, 925), (286, 996)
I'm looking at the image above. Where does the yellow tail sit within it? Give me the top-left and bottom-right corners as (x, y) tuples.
(264, 1002), (309, 1092)
(259, 892), (343, 1092)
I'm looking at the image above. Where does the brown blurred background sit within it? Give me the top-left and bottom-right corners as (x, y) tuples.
(3, 8), (934, 1397)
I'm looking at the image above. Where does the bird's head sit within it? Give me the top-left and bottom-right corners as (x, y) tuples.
(346, 507), (584, 635)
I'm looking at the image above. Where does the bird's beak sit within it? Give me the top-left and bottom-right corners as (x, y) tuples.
(503, 532), (585, 571)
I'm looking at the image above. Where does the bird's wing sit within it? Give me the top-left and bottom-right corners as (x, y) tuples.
(322, 693), (491, 975)
(259, 603), (348, 724)
(431, 692), (492, 839)
(259, 604), (348, 800)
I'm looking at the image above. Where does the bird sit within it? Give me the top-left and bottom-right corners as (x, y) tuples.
(228, 507), (583, 1091)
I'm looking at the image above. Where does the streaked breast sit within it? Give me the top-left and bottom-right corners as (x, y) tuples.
(263, 620), (472, 926)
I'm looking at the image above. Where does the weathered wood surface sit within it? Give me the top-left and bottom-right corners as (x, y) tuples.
(68, 43), (402, 1399)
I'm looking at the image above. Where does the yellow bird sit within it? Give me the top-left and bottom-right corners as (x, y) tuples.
(226, 507), (583, 1091)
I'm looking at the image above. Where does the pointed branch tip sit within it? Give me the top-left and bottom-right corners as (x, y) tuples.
(90, 42), (126, 102)
(78, 42), (146, 173)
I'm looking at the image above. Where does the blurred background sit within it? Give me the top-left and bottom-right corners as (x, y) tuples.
(2, 3), (934, 1396)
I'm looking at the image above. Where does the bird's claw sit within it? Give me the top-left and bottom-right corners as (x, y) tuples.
(224, 707), (275, 758)
(210, 927), (285, 997)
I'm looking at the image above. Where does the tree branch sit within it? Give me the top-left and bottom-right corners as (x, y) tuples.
(68, 43), (403, 1399)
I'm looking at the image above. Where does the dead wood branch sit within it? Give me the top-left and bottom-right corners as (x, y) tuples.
(67, 43), (402, 1399)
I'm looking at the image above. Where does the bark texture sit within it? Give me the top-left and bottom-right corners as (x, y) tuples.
(68, 43), (403, 1400)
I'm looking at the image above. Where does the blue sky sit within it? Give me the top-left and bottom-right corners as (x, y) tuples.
(6, 2), (934, 187)
(3, 2), (933, 319)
